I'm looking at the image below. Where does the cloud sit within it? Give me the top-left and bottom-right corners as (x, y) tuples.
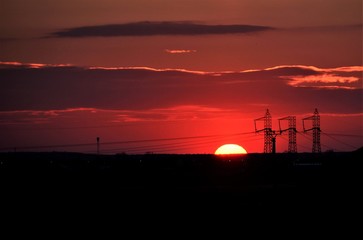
(287, 24), (362, 32)
(117, 105), (238, 122)
(319, 112), (363, 117)
(0, 61), (72, 69)
(48, 22), (362, 39)
(268, 65), (363, 89)
(0, 106), (240, 126)
(49, 21), (274, 38)
(265, 65), (363, 73)
(0, 62), (361, 115)
(165, 49), (197, 54)
(286, 74), (360, 89)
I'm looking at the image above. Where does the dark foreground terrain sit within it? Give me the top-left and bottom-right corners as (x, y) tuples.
(1, 151), (362, 220)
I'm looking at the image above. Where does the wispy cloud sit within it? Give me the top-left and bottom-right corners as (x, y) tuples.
(286, 24), (362, 32)
(265, 65), (363, 73)
(49, 21), (274, 38)
(115, 105), (239, 122)
(286, 74), (360, 89)
(265, 65), (363, 89)
(0, 106), (240, 126)
(165, 49), (197, 54)
(0, 62), (361, 115)
(320, 112), (363, 117)
(88, 65), (208, 75)
(0, 61), (72, 69)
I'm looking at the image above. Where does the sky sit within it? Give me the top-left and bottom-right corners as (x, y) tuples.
(0, 0), (362, 154)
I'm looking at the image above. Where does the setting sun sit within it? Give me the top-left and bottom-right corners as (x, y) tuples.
(215, 144), (247, 155)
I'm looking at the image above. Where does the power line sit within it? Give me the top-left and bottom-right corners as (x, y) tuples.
(321, 132), (360, 150)
(279, 134), (310, 152)
(91, 134), (263, 154)
(322, 132), (363, 138)
(0, 131), (256, 152)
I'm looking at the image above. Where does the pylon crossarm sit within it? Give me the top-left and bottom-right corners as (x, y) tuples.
(279, 129), (289, 134)
(303, 128), (314, 132)
(278, 116), (292, 120)
(302, 116), (315, 120)
(255, 129), (265, 133)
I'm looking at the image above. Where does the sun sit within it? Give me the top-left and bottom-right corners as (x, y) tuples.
(215, 144), (247, 155)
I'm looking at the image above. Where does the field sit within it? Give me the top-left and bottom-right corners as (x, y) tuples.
(1, 151), (361, 219)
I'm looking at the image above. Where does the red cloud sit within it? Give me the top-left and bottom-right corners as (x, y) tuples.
(286, 74), (360, 89)
(165, 49), (197, 54)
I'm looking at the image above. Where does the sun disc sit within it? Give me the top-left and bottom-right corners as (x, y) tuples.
(215, 144), (247, 155)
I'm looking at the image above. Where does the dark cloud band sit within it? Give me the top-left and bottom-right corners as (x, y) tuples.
(50, 21), (274, 38)
(0, 62), (361, 114)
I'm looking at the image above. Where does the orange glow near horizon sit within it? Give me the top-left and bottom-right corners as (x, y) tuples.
(214, 144), (247, 155)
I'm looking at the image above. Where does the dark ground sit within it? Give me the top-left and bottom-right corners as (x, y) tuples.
(0, 151), (361, 224)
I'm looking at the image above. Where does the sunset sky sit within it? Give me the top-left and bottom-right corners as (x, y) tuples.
(0, 0), (362, 153)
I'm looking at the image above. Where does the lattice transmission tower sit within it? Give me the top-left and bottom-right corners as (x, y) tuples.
(255, 109), (276, 153)
(279, 116), (297, 153)
(302, 108), (321, 153)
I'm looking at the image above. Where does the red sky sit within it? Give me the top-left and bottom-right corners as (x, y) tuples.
(0, 0), (362, 153)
